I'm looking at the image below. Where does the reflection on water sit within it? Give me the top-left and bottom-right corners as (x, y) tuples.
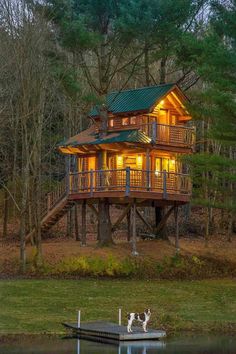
(1, 335), (236, 354)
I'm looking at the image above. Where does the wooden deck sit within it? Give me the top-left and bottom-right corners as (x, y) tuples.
(69, 168), (191, 203)
(63, 321), (166, 342)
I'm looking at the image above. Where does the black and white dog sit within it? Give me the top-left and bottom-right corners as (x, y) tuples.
(127, 309), (151, 333)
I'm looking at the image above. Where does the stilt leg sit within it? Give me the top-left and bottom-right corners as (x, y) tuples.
(127, 209), (131, 242)
(174, 205), (179, 254)
(75, 204), (80, 241)
(131, 200), (138, 256)
(81, 200), (86, 246)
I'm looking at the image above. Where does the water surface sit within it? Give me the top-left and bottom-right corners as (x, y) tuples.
(1, 335), (236, 354)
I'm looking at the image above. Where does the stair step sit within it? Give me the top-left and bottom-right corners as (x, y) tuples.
(40, 197), (76, 231)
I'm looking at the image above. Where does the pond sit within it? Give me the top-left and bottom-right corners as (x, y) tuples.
(1, 335), (236, 354)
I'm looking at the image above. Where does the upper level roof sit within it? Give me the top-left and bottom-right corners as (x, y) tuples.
(90, 83), (180, 117)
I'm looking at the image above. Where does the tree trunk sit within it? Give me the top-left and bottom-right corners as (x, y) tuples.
(160, 57), (167, 84)
(144, 41), (150, 86)
(3, 188), (9, 239)
(155, 206), (168, 239)
(98, 199), (113, 246)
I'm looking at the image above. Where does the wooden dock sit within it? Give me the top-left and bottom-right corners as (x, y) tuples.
(62, 321), (166, 342)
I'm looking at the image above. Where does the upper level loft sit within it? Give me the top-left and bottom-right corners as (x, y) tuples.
(59, 83), (195, 155)
(92, 83), (194, 149)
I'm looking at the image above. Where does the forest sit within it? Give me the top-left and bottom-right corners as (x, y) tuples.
(0, 0), (235, 272)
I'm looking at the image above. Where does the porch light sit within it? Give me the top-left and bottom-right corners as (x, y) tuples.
(155, 170), (160, 176)
(160, 100), (164, 105)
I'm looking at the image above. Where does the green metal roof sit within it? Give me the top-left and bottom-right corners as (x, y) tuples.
(62, 129), (151, 147)
(89, 83), (174, 117)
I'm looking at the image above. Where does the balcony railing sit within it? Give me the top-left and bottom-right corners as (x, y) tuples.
(139, 123), (195, 148)
(69, 168), (191, 197)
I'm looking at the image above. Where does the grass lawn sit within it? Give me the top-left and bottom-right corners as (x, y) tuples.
(0, 279), (236, 335)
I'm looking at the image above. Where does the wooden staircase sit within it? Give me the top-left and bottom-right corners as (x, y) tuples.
(26, 178), (73, 242)
(40, 196), (74, 234)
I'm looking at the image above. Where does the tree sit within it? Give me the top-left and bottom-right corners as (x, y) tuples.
(179, 0), (236, 242)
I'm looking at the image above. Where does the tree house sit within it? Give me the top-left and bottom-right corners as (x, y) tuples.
(38, 84), (195, 249)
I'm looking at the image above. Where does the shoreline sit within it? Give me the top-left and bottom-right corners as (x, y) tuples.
(0, 279), (235, 338)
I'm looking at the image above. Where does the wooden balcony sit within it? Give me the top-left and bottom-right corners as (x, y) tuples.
(69, 168), (191, 203)
(139, 123), (195, 149)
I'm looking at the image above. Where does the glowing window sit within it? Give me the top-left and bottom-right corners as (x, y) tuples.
(109, 119), (114, 127)
(155, 157), (169, 173)
(130, 116), (136, 124)
(122, 118), (129, 126)
(162, 158), (169, 172)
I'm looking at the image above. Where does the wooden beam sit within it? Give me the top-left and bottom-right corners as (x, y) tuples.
(154, 205), (175, 234)
(88, 204), (98, 219)
(135, 208), (153, 233)
(167, 94), (184, 116)
(111, 204), (132, 232)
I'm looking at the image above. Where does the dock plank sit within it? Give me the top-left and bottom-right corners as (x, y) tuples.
(63, 321), (166, 341)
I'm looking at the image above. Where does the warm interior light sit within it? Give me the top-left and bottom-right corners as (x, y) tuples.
(117, 155), (123, 168)
(160, 100), (165, 105)
(155, 170), (160, 176)
(137, 154), (142, 167)
(170, 159), (175, 166)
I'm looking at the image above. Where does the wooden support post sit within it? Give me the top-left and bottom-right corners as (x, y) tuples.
(127, 209), (131, 242)
(81, 200), (86, 246)
(131, 201), (138, 256)
(146, 148), (150, 191)
(97, 198), (113, 246)
(174, 206), (179, 254)
(111, 204), (131, 232)
(125, 167), (130, 196)
(88, 204), (98, 219)
(154, 206), (174, 239)
(75, 204), (80, 241)
(66, 155), (70, 194)
(90, 169), (94, 196)
(136, 208), (153, 234)
(163, 170), (167, 199)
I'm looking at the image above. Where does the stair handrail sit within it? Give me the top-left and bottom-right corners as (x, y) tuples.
(41, 177), (67, 218)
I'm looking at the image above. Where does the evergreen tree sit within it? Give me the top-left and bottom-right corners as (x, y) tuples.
(179, 0), (236, 241)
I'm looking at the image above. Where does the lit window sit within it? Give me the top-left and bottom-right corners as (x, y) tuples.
(155, 157), (169, 174)
(130, 116), (136, 124)
(109, 119), (114, 127)
(162, 158), (169, 172)
(155, 158), (161, 176)
(122, 118), (129, 126)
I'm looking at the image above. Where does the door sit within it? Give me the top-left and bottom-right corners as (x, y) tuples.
(158, 109), (169, 143)
(124, 155), (143, 189)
